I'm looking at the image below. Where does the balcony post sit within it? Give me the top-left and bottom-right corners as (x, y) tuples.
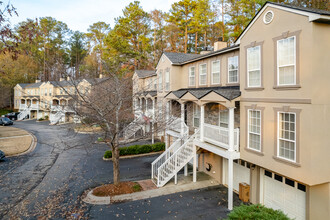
(228, 106), (235, 211)
(180, 102), (185, 137)
(200, 104), (205, 142)
(151, 98), (155, 144)
(165, 101), (170, 150)
(139, 98), (142, 111)
(145, 98), (148, 114)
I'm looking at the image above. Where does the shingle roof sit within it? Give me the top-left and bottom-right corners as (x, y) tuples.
(135, 90), (157, 97)
(18, 83), (30, 88)
(25, 82), (43, 88)
(135, 70), (156, 79)
(268, 1), (330, 16)
(163, 52), (202, 65)
(167, 86), (241, 101)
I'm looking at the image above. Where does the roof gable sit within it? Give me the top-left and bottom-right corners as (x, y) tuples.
(235, 2), (330, 44)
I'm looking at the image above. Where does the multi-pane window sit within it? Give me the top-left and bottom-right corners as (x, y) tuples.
(228, 56), (238, 83)
(199, 64), (207, 85)
(165, 69), (170, 91)
(158, 71), (163, 91)
(189, 66), (195, 86)
(277, 36), (296, 85)
(212, 60), (220, 84)
(193, 104), (200, 128)
(219, 110), (228, 128)
(278, 112), (296, 161)
(248, 110), (261, 151)
(247, 46), (261, 87)
(45, 88), (48, 96)
(49, 88), (52, 96)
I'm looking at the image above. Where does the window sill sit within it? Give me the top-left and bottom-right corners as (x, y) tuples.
(273, 85), (301, 90)
(272, 156), (301, 167)
(244, 147), (264, 156)
(226, 83), (240, 86)
(244, 87), (264, 91)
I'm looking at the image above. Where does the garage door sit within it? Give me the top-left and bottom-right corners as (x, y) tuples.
(223, 159), (250, 192)
(263, 170), (306, 220)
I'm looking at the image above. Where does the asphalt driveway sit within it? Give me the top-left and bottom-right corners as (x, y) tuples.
(0, 120), (238, 219)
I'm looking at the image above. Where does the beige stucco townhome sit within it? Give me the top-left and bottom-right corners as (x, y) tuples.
(132, 2), (330, 220)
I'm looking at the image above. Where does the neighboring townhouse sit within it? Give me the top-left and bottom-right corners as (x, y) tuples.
(14, 76), (107, 124)
(132, 2), (330, 220)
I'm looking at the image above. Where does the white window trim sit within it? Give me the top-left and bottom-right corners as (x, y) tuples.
(277, 111), (297, 162)
(247, 109), (262, 152)
(165, 69), (170, 91)
(211, 60), (221, 85)
(199, 63), (207, 86)
(247, 46), (261, 87)
(158, 71), (163, 91)
(193, 104), (200, 128)
(277, 36), (296, 86)
(189, 66), (196, 86)
(228, 56), (239, 83)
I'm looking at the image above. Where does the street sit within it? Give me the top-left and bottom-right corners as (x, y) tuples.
(0, 120), (236, 219)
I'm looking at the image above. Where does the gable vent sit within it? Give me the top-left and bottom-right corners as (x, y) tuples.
(264, 11), (274, 24)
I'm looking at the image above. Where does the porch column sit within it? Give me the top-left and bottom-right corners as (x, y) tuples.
(145, 98), (148, 114)
(37, 100), (39, 119)
(139, 98), (142, 111)
(180, 102), (185, 137)
(151, 98), (155, 144)
(193, 143), (197, 182)
(165, 101), (170, 150)
(200, 104), (205, 142)
(227, 107), (235, 211)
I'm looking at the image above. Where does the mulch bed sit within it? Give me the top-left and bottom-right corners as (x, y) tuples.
(92, 181), (143, 197)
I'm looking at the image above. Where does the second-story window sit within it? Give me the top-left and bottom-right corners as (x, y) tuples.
(199, 64), (207, 86)
(248, 109), (261, 151)
(158, 71), (163, 92)
(49, 88), (52, 96)
(278, 112), (296, 162)
(219, 110), (228, 128)
(211, 60), (220, 84)
(45, 88), (48, 96)
(277, 36), (296, 86)
(228, 56), (238, 83)
(247, 46), (261, 87)
(189, 66), (195, 86)
(193, 103), (200, 128)
(165, 69), (170, 91)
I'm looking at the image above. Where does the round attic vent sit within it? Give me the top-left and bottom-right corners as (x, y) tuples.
(263, 11), (274, 24)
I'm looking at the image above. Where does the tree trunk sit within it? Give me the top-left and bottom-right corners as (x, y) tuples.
(185, 25), (188, 54)
(204, 31), (207, 50)
(195, 32), (197, 54)
(112, 145), (120, 185)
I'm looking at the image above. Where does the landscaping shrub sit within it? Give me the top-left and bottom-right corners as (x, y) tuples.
(38, 117), (44, 121)
(97, 137), (104, 142)
(227, 204), (290, 220)
(104, 150), (112, 158)
(104, 142), (165, 158)
(45, 115), (49, 120)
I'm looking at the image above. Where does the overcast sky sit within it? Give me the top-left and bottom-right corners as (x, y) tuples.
(9, 0), (179, 32)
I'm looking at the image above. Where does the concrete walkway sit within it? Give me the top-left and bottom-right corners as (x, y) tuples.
(84, 172), (220, 205)
(0, 126), (35, 156)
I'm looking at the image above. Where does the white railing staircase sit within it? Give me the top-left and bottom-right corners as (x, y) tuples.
(151, 130), (199, 187)
(123, 112), (145, 139)
(49, 111), (64, 125)
(17, 107), (30, 120)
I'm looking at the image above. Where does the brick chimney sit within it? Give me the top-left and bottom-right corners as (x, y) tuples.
(214, 37), (227, 51)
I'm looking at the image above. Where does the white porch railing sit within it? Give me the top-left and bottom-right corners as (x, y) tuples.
(30, 103), (38, 109)
(203, 123), (239, 151)
(19, 104), (27, 110)
(168, 116), (188, 135)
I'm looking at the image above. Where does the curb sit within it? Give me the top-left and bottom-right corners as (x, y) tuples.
(74, 129), (103, 134)
(103, 151), (163, 161)
(83, 189), (110, 205)
(6, 131), (37, 157)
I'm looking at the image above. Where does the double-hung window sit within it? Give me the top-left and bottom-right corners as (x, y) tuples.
(45, 88), (48, 96)
(228, 56), (238, 83)
(189, 66), (195, 86)
(277, 36), (296, 86)
(247, 46), (261, 87)
(158, 71), (163, 91)
(219, 110), (228, 128)
(248, 110), (261, 151)
(199, 64), (207, 86)
(165, 69), (170, 91)
(278, 112), (296, 161)
(193, 104), (200, 128)
(211, 60), (220, 84)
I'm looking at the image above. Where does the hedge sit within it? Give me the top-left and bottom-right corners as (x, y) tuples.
(104, 142), (165, 158)
(227, 204), (290, 220)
